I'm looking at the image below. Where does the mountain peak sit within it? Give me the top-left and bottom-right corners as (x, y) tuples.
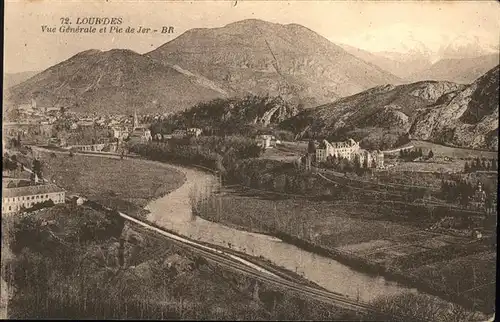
(225, 18), (277, 27)
(147, 19), (400, 106)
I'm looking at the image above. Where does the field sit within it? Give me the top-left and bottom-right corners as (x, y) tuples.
(385, 159), (467, 173)
(196, 186), (497, 313)
(37, 151), (186, 215)
(409, 140), (498, 159)
(201, 188), (421, 246)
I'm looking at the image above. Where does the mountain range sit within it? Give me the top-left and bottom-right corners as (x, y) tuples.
(4, 19), (498, 150)
(280, 65), (499, 151)
(339, 44), (499, 83)
(6, 19), (401, 114)
(338, 24), (499, 81)
(408, 53), (499, 84)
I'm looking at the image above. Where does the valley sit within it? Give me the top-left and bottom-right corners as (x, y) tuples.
(3, 7), (499, 321)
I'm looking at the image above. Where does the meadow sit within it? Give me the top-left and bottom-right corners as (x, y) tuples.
(37, 151), (186, 216)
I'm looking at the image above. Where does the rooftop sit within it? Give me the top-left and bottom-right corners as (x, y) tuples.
(3, 183), (65, 198)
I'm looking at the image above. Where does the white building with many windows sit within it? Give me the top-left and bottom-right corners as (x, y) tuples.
(315, 138), (384, 169)
(2, 184), (66, 214)
(316, 138), (361, 162)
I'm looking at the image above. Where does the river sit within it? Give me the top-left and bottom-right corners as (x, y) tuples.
(145, 163), (419, 303)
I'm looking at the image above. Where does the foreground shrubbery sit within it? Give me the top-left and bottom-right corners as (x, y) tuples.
(3, 203), (369, 320)
(370, 292), (486, 322)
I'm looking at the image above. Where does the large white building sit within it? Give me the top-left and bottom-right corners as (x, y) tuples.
(315, 138), (384, 168)
(2, 184), (66, 214)
(316, 138), (360, 162)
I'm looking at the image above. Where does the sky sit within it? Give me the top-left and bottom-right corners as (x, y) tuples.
(4, 0), (500, 73)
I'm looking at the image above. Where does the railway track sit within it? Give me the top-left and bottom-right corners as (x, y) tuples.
(119, 212), (392, 319)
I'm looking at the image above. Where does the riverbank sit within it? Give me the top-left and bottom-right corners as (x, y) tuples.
(197, 196), (493, 314)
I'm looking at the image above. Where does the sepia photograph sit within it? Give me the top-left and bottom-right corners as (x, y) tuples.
(2, 0), (498, 320)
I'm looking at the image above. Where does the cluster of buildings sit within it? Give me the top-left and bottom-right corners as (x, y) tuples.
(111, 111), (153, 143)
(162, 127), (203, 140)
(315, 138), (385, 169)
(14, 99), (59, 125)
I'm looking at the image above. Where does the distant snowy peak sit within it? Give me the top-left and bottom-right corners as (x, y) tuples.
(439, 35), (499, 59)
(337, 24), (498, 63)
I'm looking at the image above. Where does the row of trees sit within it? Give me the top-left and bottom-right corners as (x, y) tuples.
(399, 148), (424, 160)
(464, 158), (497, 173)
(322, 154), (373, 175)
(440, 179), (495, 209)
(130, 136), (262, 175)
(398, 148), (435, 161)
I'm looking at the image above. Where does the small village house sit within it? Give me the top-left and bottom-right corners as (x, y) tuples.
(256, 134), (275, 149)
(187, 127), (203, 137)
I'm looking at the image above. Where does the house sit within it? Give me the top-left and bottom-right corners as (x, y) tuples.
(2, 183), (66, 214)
(358, 149), (385, 169)
(76, 197), (86, 206)
(112, 127), (130, 141)
(187, 127), (203, 137)
(256, 134), (275, 149)
(77, 120), (94, 127)
(129, 127), (152, 143)
(171, 129), (187, 139)
(470, 182), (487, 209)
(46, 107), (60, 114)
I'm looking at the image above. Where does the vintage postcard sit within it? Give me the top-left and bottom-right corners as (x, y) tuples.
(2, 0), (498, 320)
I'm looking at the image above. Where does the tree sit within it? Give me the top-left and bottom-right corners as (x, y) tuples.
(481, 159), (487, 171)
(464, 161), (470, 173)
(474, 157), (481, 170)
(32, 158), (43, 180)
(362, 156), (369, 169)
(307, 140), (316, 155)
(427, 150), (434, 159)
